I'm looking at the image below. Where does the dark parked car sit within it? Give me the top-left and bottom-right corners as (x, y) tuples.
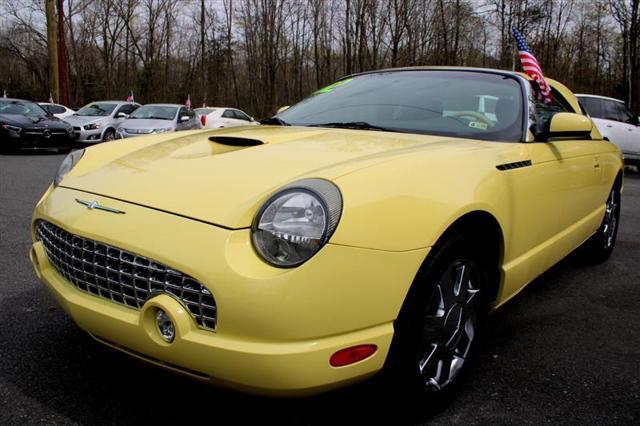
(0, 98), (75, 153)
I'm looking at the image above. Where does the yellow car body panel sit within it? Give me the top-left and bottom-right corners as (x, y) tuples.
(30, 68), (624, 395)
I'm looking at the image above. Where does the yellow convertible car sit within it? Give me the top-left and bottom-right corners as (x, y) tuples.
(30, 67), (623, 397)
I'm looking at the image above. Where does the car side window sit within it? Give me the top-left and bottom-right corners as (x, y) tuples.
(605, 101), (634, 124)
(178, 107), (188, 120)
(222, 109), (235, 119)
(116, 104), (135, 116)
(48, 104), (66, 114)
(579, 97), (604, 119)
(233, 110), (251, 121)
(534, 90), (569, 129)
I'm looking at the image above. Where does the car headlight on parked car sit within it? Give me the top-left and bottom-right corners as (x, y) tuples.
(2, 124), (22, 133)
(84, 123), (101, 130)
(252, 178), (342, 267)
(153, 127), (173, 133)
(54, 149), (85, 187)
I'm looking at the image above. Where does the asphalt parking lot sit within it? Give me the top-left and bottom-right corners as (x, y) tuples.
(1, 151), (639, 425)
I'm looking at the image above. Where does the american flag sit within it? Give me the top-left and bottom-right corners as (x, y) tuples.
(185, 94), (191, 109)
(126, 90), (134, 102)
(512, 27), (552, 104)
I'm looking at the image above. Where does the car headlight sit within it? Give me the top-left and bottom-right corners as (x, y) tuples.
(2, 124), (22, 133)
(84, 123), (101, 130)
(54, 149), (85, 186)
(252, 178), (342, 267)
(153, 127), (173, 133)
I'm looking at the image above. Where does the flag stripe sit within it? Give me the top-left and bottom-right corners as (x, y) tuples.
(512, 27), (553, 104)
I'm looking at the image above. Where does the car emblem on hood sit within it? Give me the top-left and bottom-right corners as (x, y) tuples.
(75, 199), (126, 214)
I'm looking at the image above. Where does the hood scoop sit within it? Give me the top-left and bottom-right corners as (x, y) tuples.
(209, 136), (264, 146)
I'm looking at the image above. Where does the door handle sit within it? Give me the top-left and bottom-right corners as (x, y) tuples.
(593, 157), (601, 170)
(606, 124), (613, 128)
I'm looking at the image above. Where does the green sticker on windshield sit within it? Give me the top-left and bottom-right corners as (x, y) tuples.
(313, 78), (353, 95)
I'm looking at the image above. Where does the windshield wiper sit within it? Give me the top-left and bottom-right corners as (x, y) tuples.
(259, 117), (290, 126)
(306, 121), (393, 132)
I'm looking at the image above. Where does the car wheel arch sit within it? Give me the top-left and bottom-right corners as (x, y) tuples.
(401, 210), (504, 318)
(102, 127), (116, 138)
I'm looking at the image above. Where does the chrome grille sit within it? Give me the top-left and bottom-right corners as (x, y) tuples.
(35, 220), (217, 330)
(123, 128), (153, 134)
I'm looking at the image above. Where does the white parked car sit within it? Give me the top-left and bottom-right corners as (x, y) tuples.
(38, 102), (75, 120)
(194, 107), (259, 129)
(576, 94), (640, 166)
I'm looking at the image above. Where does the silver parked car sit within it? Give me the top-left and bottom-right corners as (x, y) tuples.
(65, 101), (141, 143)
(116, 104), (201, 139)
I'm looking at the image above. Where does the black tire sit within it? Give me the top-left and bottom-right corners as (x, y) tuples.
(102, 129), (115, 142)
(384, 233), (490, 401)
(585, 183), (621, 263)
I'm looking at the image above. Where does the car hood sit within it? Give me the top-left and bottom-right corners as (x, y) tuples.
(65, 115), (108, 126)
(0, 113), (70, 129)
(120, 118), (175, 130)
(61, 126), (476, 228)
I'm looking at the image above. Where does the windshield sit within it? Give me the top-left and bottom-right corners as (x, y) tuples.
(75, 102), (117, 117)
(278, 70), (524, 141)
(0, 100), (48, 117)
(130, 105), (178, 120)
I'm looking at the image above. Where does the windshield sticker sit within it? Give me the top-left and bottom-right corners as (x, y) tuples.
(468, 121), (489, 130)
(313, 78), (353, 95)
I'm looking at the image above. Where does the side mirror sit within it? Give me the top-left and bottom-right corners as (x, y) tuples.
(276, 105), (290, 114)
(179, 115), (190, 123)
(116, 112), (129, 118)
(544, 112), (593, 141)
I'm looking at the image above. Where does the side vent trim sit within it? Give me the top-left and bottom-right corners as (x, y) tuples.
(496, 160), (532, 171)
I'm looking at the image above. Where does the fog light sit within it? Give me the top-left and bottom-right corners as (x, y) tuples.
(155, 309), (175, 343)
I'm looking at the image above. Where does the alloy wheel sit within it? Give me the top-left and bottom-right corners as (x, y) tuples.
(602, 189), (618, 249)
(103, 131), (115, 141)
(418, 259), (480, 391)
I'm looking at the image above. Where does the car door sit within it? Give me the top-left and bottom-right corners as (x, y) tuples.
(220, 109), (238, 127)
(525, 92), (609, 269)
(232, 109), (255, 126)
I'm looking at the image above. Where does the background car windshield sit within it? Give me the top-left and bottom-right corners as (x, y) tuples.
(76, 103), (117, 116)
(0, 100), (47, 117)
(131, 105), (177, 120)
(279, 70), (524, 141)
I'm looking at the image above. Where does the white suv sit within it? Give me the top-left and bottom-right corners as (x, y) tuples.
(576, 94), (640, 166)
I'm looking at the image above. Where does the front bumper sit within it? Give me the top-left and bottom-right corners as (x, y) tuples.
(2, 129), (74, 149)
(73, 127), (104, 143)
(31, 186), (428, 395)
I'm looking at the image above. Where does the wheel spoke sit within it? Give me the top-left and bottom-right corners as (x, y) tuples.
(439, 266), (458, 309)
(418, 343), (438, 374)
